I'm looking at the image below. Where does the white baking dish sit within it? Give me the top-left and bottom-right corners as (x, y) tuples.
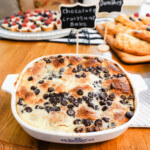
(1, 54), (148, 144)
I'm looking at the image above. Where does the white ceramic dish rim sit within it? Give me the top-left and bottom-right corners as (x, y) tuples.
(4, 54), (141, 137)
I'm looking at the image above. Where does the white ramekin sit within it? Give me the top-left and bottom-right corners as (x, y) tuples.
(1, 54), (148, 144)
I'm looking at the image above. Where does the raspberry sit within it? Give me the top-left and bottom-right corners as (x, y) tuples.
(18, 11), (23, 16)
(49, 17), (54, 21)
(134, 12), (139, 17)
(146, 13), (150, 17)
(40, 16), (44, 21)
(44, 9), (48, 13)
(35, 9), (41, 13)
(48, 13), (53, 17)
(24, 18), (29, 23)
(15, 18), (20, 22)
(45, 19), (51, 25)
(24, 14), (28, 18)
(22, 23), (27, 27)
(26, 10), (31, 14)
(31, 24), (36, 29)
(3, 19), (9, 24)
(12, 22), (17, 26)
(57, 20), (61, 24)
(30, 14), (34, 17)
(10, 15), (15, 19)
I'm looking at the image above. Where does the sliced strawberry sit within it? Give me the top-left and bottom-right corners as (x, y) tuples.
(18, 11), (23, 16)
(134, 12), (139, 17)
(45, 19), (51, 25)
(15, 18), (20, 22)
(146, 13), (150, 17)
(31, 24), (36, 29)
(57, 20), (61, 24)
(10, 15), (15, 19)
(24, 18), (29, 23)
(12, 22), (17, 26)
(3, 19), (9, 24)
(22, 23), (27, 27)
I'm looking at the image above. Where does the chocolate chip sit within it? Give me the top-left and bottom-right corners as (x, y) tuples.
(59, 58), (64, 63)
(25, 107), (32, 113)
(97, 58), (103, 63)
(67, 104), (74, 109)
(67, 64), (72, 68)
(77, 64), (82, 72)
(130, 107), (134, 111)
(146, 27), (150, 31)
(86, 127), (93, 132)
(31, 86), (36, 90)
(103, 69), (109, 73)
(113, 34), (117, 38)
(35, 105), (39, 109)
(81, 73), (86, 78)
(73, 119), (82, 125)
(43, 58), (52, 63)
(82, 119), (92, 126)
(77, 98), (83, 103)
(100, 101), (106, 106)
(94, 105), (99, 110)
(104, 73), (110, 77)
(67, 109), (75, 116)
(88, 102), (95, 109)
(102, 117), (109, 123)
(120, 95), (126, 100)
(128, 94), (134, 99)
(138, 18), (142, 21)
(68, 96), (76, 103)
(99, 94), (105, 100)
(93, 126), (99, 132)
(129, 16), (135, 21)
(60, 68), (64, 72)
(73, 101), (79, 107)
(77, 89), (84, 95)
(110, 83), (115, 89)
(61, 99), (68, 106)
(38, 80), (44, 84)
(125, 111), (133, 118)
(108, 93), (115, 99)
(94, 119), (102, 127)
(101, 88), (108, 92)
(34, 89), (40, 95)
(83, 56), (89, 59)
(74, 127), (83, 133)
(17, 98), (23, 106)
(107, 101), (112, 106)
(43, 94), (49, 99)
(88, 92), (94, 98)
(53, 106), (60, 111)
(58, 55), (62, 58)
(75, 74), (80, 78)
(44, 102), (49, 105)
(102, 106), (108, 111)
(45, 106), (52, 113)
(48, 87), (54, 92)
(28, 76), (33, 81)
(72, 68), (77, 73)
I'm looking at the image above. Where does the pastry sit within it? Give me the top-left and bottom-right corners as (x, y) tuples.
(16, 55), (135, 133)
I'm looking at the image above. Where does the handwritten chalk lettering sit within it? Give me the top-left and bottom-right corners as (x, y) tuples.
(60, 4), (96, 29)
(99, 0), (123, 13)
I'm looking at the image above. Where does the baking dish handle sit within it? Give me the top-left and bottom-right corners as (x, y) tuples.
(1, 74), (18, 94)
(127, 73), (148, 93)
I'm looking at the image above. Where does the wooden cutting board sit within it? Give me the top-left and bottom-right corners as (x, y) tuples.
(96, 24), (150, 64)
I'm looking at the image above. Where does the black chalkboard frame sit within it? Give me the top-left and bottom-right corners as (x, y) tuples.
(59, 3), (98, 30)
(99, 0), (124, 13)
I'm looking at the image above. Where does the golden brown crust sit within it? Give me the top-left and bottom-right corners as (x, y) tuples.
(132, 30), (150, 43)
(16, 55), (135, 133)
(113, 33), (150, 56)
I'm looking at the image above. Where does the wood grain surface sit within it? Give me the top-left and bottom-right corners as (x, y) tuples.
(0, 40), (150, 150)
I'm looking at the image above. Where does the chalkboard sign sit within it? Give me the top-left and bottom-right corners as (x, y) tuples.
(60, 3), (97, 29)
(99, 0), (123, 13)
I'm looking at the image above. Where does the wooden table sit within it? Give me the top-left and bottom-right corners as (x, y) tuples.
(0, 40), (150, 150)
